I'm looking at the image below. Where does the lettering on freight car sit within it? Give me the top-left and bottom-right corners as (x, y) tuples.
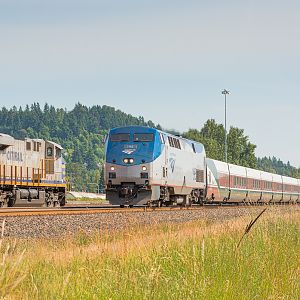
(5, 151), (23, 162)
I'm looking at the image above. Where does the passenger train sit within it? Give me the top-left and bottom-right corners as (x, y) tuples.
(0, 133), (66, 207)
(105, 126), (300, 207)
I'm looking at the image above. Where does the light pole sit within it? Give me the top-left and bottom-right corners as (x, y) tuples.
(222, 89), (230, 163)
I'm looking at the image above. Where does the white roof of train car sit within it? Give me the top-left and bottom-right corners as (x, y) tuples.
(282, 175), (298, 185)
(207, 159), (229, 174)
(260, 170), (273, 181)
(272, 173), (282, 183)
(245, 167), (261, 180)
(228, 163), (246, 177)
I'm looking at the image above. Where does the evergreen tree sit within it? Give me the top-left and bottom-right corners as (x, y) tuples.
(0, 103), (161, 190)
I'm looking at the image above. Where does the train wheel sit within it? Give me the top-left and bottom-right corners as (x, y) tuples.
(59, 195), (66, 207)
(54, 201), (60, 208)
(0, 201), (7, 208)
(120, 205), (125, 208)
(47, 201), (54, 208)
(7, 196), (15, 207)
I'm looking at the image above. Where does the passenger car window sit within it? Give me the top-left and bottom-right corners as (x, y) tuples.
(133, 133), (154, 142)
(110, 133), (130, 142)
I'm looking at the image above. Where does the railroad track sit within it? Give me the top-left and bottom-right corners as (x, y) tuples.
(0, 203), (297, 217)
(0, 205), (215, 217)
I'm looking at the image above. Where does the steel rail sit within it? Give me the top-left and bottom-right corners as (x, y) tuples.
(0, 203), (297, 217)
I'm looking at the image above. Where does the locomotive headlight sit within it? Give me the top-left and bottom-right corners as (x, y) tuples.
(110, 166), (115, 171)
(129, 158), (134, 163)
(142, 166), (147, 171)
(123, 158), (129, 163)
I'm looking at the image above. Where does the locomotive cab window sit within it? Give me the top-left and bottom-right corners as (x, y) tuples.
(47, 147), (53, 157)
(110, 133), (130, 142)
(37, 142), (41, 152)
(167, 136), (181, 149)
(55, 148), (62, 158)
(0, 144), (9, 150)
(26, 142), (31, 151)
(133, 133), (154, 142)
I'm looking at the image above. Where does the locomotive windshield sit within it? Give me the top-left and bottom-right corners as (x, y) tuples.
(110, 133), (130, 142)
(133, 133), (154, 142)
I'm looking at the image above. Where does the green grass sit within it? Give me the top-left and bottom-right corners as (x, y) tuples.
(1, 210), (299, 299)
(66, 197), (106, 204)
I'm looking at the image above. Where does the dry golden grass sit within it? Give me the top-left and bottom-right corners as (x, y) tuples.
(0, 209), (299, 299)
(26, 209), (299, 263)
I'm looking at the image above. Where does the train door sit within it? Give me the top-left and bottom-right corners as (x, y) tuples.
(45, 142), (54, 177)
(226, 163), (231, 201)
(161, 133), (168, 185)
(157, 133), (168, 203)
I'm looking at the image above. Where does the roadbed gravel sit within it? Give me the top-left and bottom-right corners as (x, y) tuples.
(0, 206), (299, 238)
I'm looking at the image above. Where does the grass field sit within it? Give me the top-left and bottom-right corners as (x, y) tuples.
(1, 209), (299, 299)
(66, 197), (106, 204)
(66, 198), (107, 205)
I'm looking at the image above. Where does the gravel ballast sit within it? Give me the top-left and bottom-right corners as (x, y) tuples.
(0, 206), (299, 238)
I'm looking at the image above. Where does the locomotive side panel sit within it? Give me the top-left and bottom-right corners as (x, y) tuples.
(164, 138), (206, 196)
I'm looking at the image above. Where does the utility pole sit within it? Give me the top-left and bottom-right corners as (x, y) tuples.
(222, 89), (230, 163)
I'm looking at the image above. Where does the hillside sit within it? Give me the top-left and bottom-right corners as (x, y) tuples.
(0, 103), (299, 191)
(0, 103), (161, 191)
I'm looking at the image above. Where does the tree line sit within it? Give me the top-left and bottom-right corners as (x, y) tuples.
(183, 119), (300, 178)
(0, 103), (160, 192)
(0, 104), (298, 192)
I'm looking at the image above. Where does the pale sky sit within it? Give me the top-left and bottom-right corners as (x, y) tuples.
(1, 1), (300, 166)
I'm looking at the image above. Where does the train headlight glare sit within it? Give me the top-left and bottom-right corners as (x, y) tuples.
(123, 158), (129, 163)
(129, 158), (134, 163)
(142, 166), (147, 171)
(110, 166), (115, 171)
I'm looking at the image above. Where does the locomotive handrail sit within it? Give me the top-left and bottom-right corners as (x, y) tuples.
(0, 164), (46, 186)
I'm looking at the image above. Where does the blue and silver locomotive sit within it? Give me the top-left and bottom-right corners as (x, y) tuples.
(105, 126), (207, 207)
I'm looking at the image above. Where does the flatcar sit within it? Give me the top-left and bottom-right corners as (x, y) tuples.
(105, 126), (300, 207)
(0, 133), (66, 207)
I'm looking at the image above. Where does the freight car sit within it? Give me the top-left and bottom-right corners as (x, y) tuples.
(0, 133), (66, 207)
(105, 126), (300, 207)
